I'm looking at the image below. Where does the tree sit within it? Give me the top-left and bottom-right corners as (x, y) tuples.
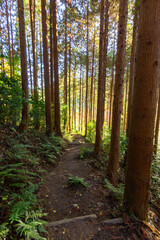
(64, 0), (68, 130)
(41, 0), (53, 135)
(124, 0), (160, 220)
(18, 0), (29, 130)
(107, 0), (128, 184)
(53, 0), (62, 136)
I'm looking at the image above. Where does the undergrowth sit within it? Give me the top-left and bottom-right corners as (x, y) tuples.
(0, 126), (65, 239)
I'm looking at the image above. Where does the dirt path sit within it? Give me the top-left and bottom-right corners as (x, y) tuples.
(39, 135), (158, 240)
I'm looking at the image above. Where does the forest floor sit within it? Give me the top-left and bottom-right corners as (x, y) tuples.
(39, 134), (160, 240)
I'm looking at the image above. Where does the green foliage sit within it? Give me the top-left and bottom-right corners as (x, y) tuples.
(0, 72), (22, 125)
(68, 175), (89, 188)
(29, 96), (46, 129)
(0, 129), (64, 239)
(86, 121), (96, 143)
(80, 146), (94, 159)
(105, 178), (124, 202)
(150, 155), (160, 201)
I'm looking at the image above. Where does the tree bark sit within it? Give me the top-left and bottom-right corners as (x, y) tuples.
(64, 0), (68, 130)
(53, 0), (62, 136)
(107, 0), (128, 184)
(41, 0), (53, 135)
(68, 29), (71, 132)
(85, 2), (89, 136)
(18, 0), (29, 131)
(124, 0), (160, 220)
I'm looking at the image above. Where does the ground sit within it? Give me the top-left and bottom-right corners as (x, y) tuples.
(39, 134), (160, 240)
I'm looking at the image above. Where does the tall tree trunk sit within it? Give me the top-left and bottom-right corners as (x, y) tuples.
(85, 2), (89, 136)
(79, 58), (82, 131)
(123, 67), (128, 132)
(107, 0), (128, 184)
(53, 0), (62, 136)
(154, 88), (160, 155)
(94, 0), (105, 155)
(124, 0), (160, 221)
(101, 0), (109, 130)
(41, 0), (53, 135)
(68, 30), (71, 132)
(29, 0), (38, 98)
(109, 48), (115, 129)
(50, 0), (54, 106)
(64, 0), (68, 130)
(5, 0), (12, 77)
(126, 1), (139, 138)
(27, 39), (33, 95)
(39, 23), (44, 100)
(18, 0), (29, 131)
(89, 29), (95, 122)
(10, 2), (14, 75)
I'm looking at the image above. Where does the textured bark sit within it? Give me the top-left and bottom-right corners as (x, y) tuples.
(5, 0), (12, 76)
(18, 0), (29, 130)
(50, 0), (54, 106)
(124, 0), (160, 220)
(79, 59), (82, 131)
(41, 0), (53, 135)
(29, 0), (38, 98)
(94, 0), (105, 155)
(85, 2), (89, 136)
(107, 0), (128, 184)
(27, 39), (33, 95)
(39, 24), (44, 100)
(89, 29), (95, 122)
(73, 59), (77, 130)
(68, 30), (71, 132)
(101, 0), (109, 130)
(64, 0), (68, 129)
(10, 4), (14, 75)
(126, 1), (139, 137)
(53, 0), (62, 136)
(154, 88), (160, 155)
(123, 67), (128, 132)
(109, 49), (115, 129)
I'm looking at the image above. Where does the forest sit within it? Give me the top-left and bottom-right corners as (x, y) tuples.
(0, 0), (160, 239)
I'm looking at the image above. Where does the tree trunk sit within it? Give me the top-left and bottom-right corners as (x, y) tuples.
(109, 49), (115, 129)
(101, 0), (109, 130)
(107, 0), (128, 184)
(53, 0), (62, 136)
(50, 0), (54, 106)
(64, 0), (68, 130)
(123, 67), (128, 132)
(126, 1), (139, 138)
(85, 2), (89, 136)
(79, 58), (82, 131)
(154, 88), (160, 155)
(18, 0), (29, 131)
(39, 23), (44, 100)
(89, 29), (95, 122)
(5, 0), (12, 77)
(94, 0), (105, 155)
(124, 0), (160, 221)
(68, 29), (71, 132)
(41, 0), (53, 135)
(10, 3), (14, 75)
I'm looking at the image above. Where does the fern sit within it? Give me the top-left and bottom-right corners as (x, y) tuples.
(69, 175), (89, 188)
(104, 178), (124, 201)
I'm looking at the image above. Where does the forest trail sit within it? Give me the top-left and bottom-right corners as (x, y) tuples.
(39, 135), (146, 240)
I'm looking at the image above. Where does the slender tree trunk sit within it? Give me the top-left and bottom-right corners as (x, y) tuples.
(68, 30), (71, 132)
(154, 88), (160, 155)
(29, 0), (38, 98)
(18, 0), (29, 131)
(94, 0), (105, 155)
(5, 0), (12, 77)
(50, 0), (54, 106)
(109, 49), (115, 129)
(79, 59), (82, 131)
(10, 3), (14, 75)
(123, 67), (128, 132)
(27, 39), (33, 95)
(53, 0), (62, 136)
(124, 0), (160, 221)
(41, 0), (53, 135)
(85, 2), (89, 136)
(39, 24), (44, 100)
(64, 0), (68, 130)
(107, 0), (128, 184)
(101, 0), (109, 130)
(126, 1), (139, 138)
(90, 29), (95, 122)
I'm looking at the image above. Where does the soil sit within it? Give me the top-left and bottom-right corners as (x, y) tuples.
(39, 134), (160, 240)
